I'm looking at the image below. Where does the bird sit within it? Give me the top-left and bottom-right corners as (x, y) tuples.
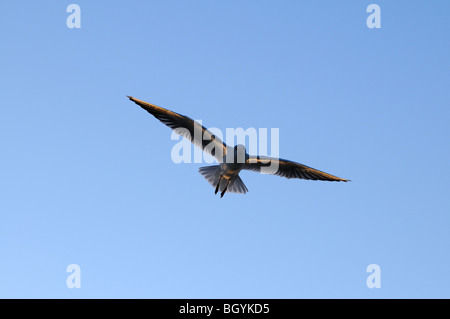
(128, 96), (349, 197)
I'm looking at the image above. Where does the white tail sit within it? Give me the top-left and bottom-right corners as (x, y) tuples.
(199, 165), (248, 194)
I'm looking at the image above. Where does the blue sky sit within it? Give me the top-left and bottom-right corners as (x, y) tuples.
(1, 1), (449, 298)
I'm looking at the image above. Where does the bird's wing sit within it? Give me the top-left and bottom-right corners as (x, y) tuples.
(244, 156), (349, 182)
(128, 96), (227, 161)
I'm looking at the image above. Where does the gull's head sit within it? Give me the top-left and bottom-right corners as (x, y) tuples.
(234, 144), (246, 151)
(233, 144), (247, 164)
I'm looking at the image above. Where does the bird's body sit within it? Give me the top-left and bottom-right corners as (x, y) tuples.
(219, 162), (244, 182)
(128, 96), (349, 197)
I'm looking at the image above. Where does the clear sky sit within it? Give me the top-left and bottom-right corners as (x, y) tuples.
(1, 1), (449, 298)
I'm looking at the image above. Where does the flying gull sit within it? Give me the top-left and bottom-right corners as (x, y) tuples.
(128, 96), (349, 197)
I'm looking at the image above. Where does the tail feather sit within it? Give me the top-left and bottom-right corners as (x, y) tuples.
(228, 175), (248, 194)
(199, 165), (221, 189)
(199, 166), (248, 195)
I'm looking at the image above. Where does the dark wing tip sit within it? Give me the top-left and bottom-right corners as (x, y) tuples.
(326, 176), (350, 182)
(332, 176), (351, 182)
(127, 96), (147, 109)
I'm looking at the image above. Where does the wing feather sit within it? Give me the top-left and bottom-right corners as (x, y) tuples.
(128, 96), (227, 161)
(244, 156), (349, 182)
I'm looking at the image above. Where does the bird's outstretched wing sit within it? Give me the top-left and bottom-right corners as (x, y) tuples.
(244, 156), (349, 182)
(128, 96), (227, 161)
